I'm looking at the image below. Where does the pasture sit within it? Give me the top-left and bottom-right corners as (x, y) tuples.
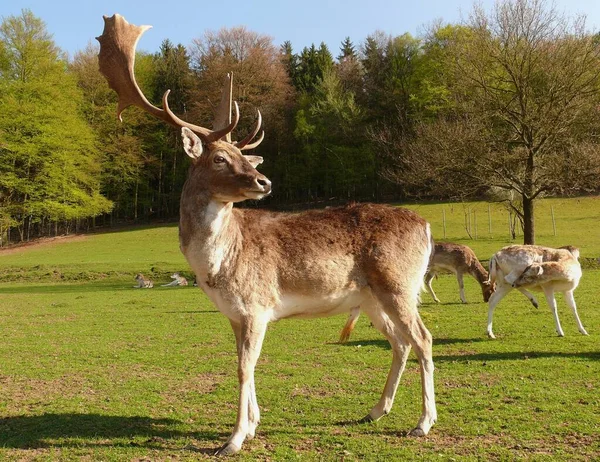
(0, 197), (599, 460)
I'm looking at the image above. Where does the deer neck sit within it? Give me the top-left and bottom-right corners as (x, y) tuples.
(469, 261), (489, 287)
(179, 192), (241, 284)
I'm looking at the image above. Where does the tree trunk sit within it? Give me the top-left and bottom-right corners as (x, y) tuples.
(522, 195), (535, 245)
(134, 179), (139, 222)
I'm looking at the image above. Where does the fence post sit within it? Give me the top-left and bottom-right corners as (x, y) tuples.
(442, 208), (446, 239)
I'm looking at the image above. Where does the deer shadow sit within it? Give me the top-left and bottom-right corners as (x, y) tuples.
(0, 413), (226, 451)
(434, 350), (600, 363)
(338, 337), (486, 350)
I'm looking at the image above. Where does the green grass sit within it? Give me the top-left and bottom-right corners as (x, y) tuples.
(0, 197), (599, 460)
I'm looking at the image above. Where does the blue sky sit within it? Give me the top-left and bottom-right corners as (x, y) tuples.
(2, 0), (600, 58)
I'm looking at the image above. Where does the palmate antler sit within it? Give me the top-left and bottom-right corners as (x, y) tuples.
(96, 14), (263, 149)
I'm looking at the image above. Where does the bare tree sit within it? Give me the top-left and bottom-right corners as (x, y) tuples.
(453, 0), (600, 243)
(188, 26), (293, 136)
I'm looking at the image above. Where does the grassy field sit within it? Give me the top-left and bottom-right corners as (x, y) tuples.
(0, 197), (599, 460)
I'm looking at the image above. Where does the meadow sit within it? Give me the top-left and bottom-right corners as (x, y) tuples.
(0, 197), (598, 460)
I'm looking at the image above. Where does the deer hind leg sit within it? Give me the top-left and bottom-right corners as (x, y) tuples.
(370, 291), (437, 436)
(486, 284), (512, 339)
(456, 272), (467, 304)
(542, 287), (564, 337)
(217, 315), (268, 456)
(339, 307), (360, 343)
(563, 290), (588, 336)
(425, 271), (440, 303)
(360, 303), (411, 422)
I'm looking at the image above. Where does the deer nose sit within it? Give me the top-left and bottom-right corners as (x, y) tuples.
(255, 176), (272, 193)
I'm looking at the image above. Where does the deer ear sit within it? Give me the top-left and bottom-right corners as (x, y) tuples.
(181, 128), (203, 159)
(244, 155), (263, 168)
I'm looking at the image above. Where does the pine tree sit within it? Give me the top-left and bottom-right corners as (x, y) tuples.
(337, 37), (356, 61)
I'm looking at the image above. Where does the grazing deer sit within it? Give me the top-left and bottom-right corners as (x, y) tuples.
(425, 242), (494, 304)
(339, 242), (494, 342)
(134, 273), (153, 288)
(487, 245), (587, 338)
(98, 14), (437, 455)
(162, 273), (189, 287)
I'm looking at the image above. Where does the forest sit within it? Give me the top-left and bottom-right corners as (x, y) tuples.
(1, 0), (600, 246)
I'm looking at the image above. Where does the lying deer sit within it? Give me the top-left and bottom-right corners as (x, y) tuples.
(487, 245), (587, 338)
(339, 242), (494, 342)
(161, 273), (189, 287)
(98, 14), (437, 455)
(133, 273), (153, 288)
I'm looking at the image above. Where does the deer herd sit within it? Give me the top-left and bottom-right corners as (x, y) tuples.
(97, 14), (592, 456)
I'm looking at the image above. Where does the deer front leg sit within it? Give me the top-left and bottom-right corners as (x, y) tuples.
(216, 315), (268, 456)
(517, 288), (539, 308)
(542, 287), (564, 337)
(563, 290), (588, 335)
(228, 319), (261, 440)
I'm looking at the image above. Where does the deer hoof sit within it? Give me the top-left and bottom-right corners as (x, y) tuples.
(214, 442), (241, 456)
(358, 414), (374, 423)
(408, 427), (427, 437)
(487, 332), (496, 339)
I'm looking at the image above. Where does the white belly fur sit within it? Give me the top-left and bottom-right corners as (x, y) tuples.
(197, 279), (372, 323)
(273, 288), (373, 321)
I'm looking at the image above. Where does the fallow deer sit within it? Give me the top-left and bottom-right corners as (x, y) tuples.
(425, 242), (494, 304)
(487, 245), (587, 338)
(161, 273), (189, 287)
(339, 242), (494, 342)
(133, 273), (153, 288)
(97, 14), (437, 455)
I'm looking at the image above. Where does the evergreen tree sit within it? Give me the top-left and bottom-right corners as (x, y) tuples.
(280, 40), (297, 85)
(337, 37), (356, 61)
(294, 43), (334, 93)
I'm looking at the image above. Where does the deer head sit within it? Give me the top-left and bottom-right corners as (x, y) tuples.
(481, 280), (495, 302)
(96, 14), (270, 203)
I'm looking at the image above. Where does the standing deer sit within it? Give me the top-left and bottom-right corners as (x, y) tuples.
(339, 242), (494, 342)
(487, 245), (587, 338)
(97, 14), (437, 455)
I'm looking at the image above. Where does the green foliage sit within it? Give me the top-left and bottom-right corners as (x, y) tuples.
(2, 4), (600, 245)
(293, 43), (334, 94)
(0, 10), (112, 242)
(338, 36), (356, 61)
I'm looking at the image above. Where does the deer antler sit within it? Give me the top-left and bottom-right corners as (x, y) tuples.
(96, 14), (263, 147)
(234, 109), (264, 150)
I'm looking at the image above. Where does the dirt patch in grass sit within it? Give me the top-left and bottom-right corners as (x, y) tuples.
(422, 432), (597, 460)
(0, 374), (92, 413)
(0, 234), (87, 256)
(160, 372), (228, 406)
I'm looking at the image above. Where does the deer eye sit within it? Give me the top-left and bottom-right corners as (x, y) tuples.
(214, 155), (226, 164)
